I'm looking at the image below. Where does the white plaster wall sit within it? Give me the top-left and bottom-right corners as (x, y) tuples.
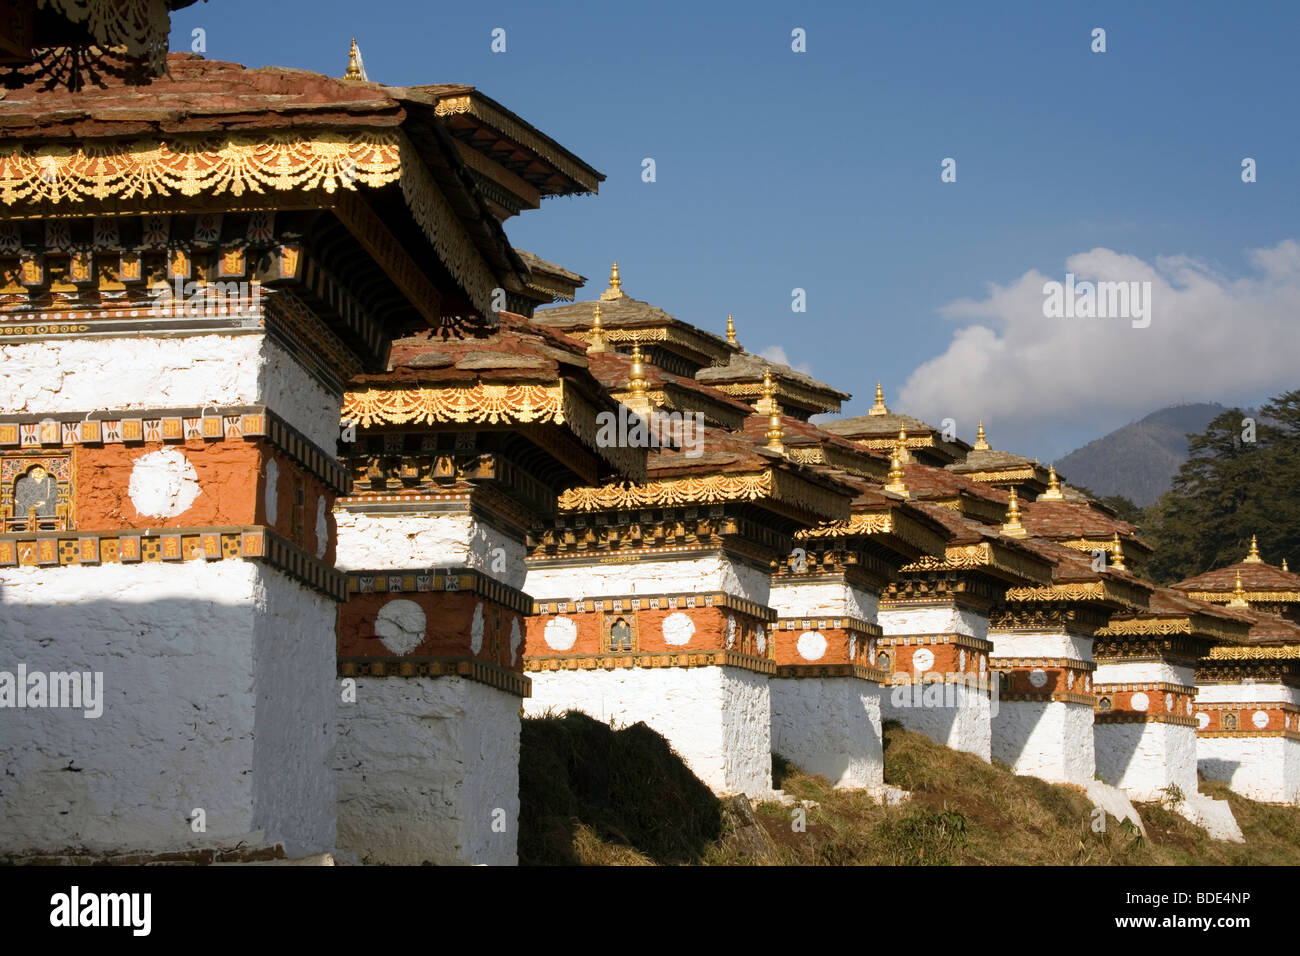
(1196, 683), (1300, 705)
(334, 676), (519, 865)
(524, 666), (771, 795)
(0, 333), (341, 452)
(1095, 721), (1198, 802)
(250, 568), (338, 857)
(1198, 736), (1300, 805)
(0, 562), (335, 858)
(1094, 660), (1195, 687)
(879, 605), (988, 641)
(771, 677), (883, 788)
(988, 628), (1092, 663)
(992, 700), (1094, 784)
(524, 553), (770, 604)
(881, 680), (991, 761)
(335, 511), (526, 588)
(769, 580), (879, 621)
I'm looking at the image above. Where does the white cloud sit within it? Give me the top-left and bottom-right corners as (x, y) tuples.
(757, 344), (813, 376)
(898, 242), (1300, 445)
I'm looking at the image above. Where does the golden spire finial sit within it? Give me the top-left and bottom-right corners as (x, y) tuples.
(765, 408), (785, 454)
(1284, 558), (1290, 573)
(624, 339), (652, 417)
(343, 37), (368, 82)
(754, 364), (778, 415)
(1244, 534), (1263, 564)
(1110, 533), (1127, 571)
(586, 303), (606, 354)
(600, 261), (625, 301)
(725, 314), (738, 346)
(894, 425), (912, 464)
(1227, 570), (1249, 608)
(868, 381), (889, 416)
(1001, 487), (1026, 537)
(884, 444), (909, 499)
(973, 420), (990, 451)
(1040, 464), (1064, 500)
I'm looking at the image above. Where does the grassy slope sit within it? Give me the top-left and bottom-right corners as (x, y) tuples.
(520, 713), (1300, 865)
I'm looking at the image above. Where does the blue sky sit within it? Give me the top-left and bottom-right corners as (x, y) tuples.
(169, 1), (1300, 460)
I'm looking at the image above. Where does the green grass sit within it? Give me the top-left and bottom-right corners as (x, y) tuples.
(519, 714), (1300, 865)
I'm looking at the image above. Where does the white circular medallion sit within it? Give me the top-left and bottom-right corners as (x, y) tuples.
(1186, 699), (1192, 716)
(1164, 693), (1174, 712)
(797, 631), (827, 661)
(1130, 692), (1150, 712)
(755, 625), (767, 655)
(1196, 712), (1210, 730)
(958, 649), (967, 671)
(1253, 710), (1270, 729)
(1029, 668), (1048, 689)
(128, 447), (201, 518)
(662, 611), (695, 646)
(725, 614), (736, 650)
(543, 616), (577, 651)
(912, 648), (935, 672)
(375, 599), (425, 655)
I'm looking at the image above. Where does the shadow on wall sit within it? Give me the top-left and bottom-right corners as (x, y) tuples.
(1093, 722), (1146, 788)
(518, 710), (723, 866)
(1198, 758), (1242, 783)
(0, 576), (336, 858)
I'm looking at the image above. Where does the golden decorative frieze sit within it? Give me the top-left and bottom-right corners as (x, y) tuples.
(0, 131), (400, 206)
(1002, 580), (1144, 606)
(1096, 616), (1246, 645)
(798, 512), (894, 539)
(559, 470), (773, 511)
(1187, 590), (1300, 604)
(0, 130), (500, 318)
(342, 382), (563, 428)
(960, 469), (1040, 483)
(1207, 644), (1300, 661)
(901, 542), (1052, 584)
(787, 447), (825, 467)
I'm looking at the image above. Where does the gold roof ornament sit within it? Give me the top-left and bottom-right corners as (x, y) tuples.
(725, 314), (738, 346)
(1285, 558), (1291, 572)
(624, 339), (652, 417)
(600, 261), (625, 301)
(762, 366), (784, 453)
(586, 303), (606, 354)
(1110, 533), (1127, 571)
(884, 443), (909, 499)
(973, 420), (990, 451)
(868, 382), (890, 416)
(1227, 570), (1250, 608)
(1244, 534), (1263, 564)
(1040, 464), (1065, 500)
(343, 37), (368, 82)
(894, 426), (912, 464)
(754, 365), (778, 416)
(1002, 487), (1027, 537)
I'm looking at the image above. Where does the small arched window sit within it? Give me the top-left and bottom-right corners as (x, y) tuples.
(1223, 712), (1238, 731)
(1097, 696), (1113, 712)
(608, 617), (632, 653)
(877, 651), (891, 673)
